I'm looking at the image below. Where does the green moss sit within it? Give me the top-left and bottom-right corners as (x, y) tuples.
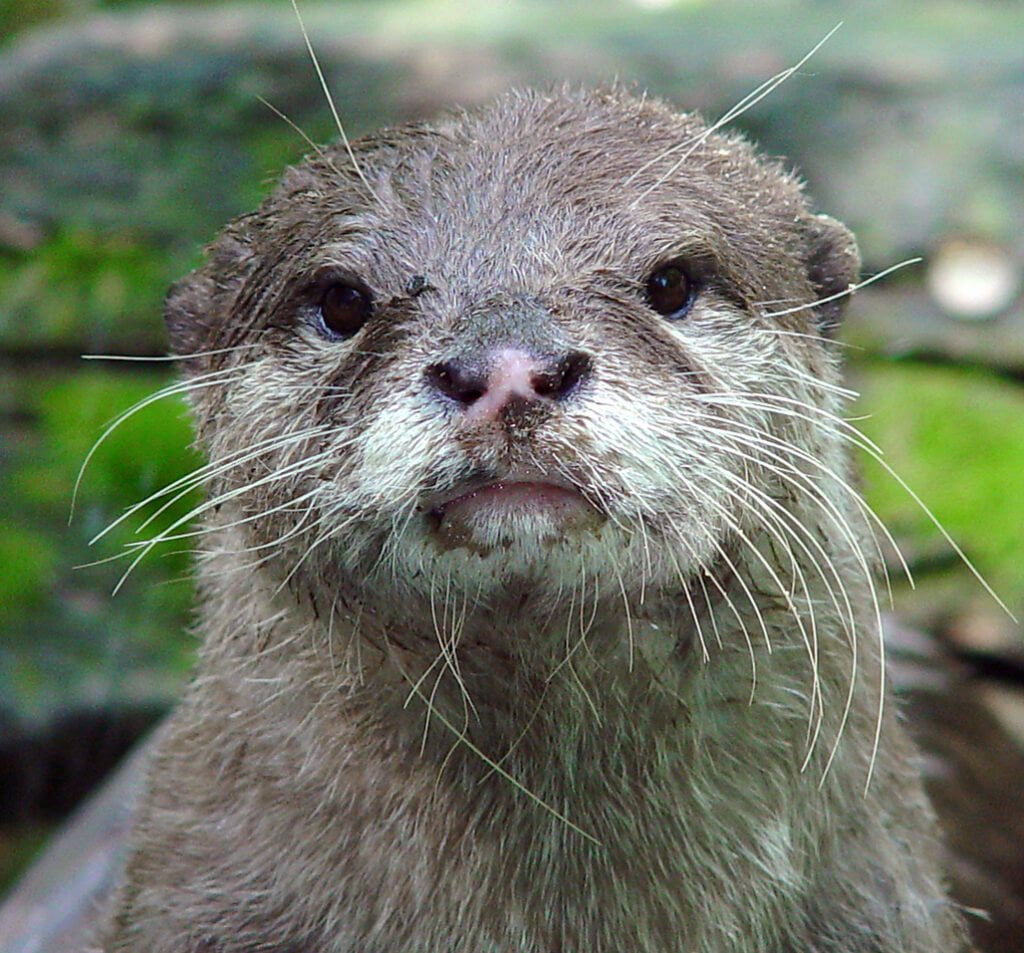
(0, 0), (73, 42)
(0, 826), (52, 895)
(1, 369), (202, 720)
(853, 360), (1024, 610)
(0, 523), (57, 616)
(37, 372), (198, 503)
(0, 230), (185, 352)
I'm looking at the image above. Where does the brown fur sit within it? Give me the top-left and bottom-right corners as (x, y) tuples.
(98, 88), (968, 952)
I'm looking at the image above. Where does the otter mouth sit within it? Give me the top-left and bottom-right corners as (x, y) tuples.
(424, 472), (604, 553)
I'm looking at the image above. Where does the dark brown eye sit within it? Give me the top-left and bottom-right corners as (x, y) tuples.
(318, 282), (372, 337)
(645, 261), (694, 319)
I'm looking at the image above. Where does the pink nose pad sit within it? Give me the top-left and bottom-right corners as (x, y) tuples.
(464, 350), (542, 423)
(426, 348), (591, 423)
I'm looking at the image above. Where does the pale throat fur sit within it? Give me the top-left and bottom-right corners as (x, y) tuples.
(100, 88), (967, 952)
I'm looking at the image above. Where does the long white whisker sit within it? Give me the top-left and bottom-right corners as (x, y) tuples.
(90, 425), (336, 546)
(627, 24), (842, 205)
(758, 258), (922, 320)
(71, 364), (250, 520)
(256, 94), (346, 181)
(288, 0), (379, 202)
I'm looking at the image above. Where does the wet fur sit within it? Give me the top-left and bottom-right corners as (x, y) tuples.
(98, 88), (967, 951)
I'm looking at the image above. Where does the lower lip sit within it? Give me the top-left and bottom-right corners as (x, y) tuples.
(437, 481), (585, 515)
(429, 481), (601, 550)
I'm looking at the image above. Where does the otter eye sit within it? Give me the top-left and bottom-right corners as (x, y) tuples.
(318, 282), (372, 337)
(645, 261), (694, 319)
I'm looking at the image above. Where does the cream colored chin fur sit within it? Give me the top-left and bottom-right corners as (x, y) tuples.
(98, 87), (968, 952)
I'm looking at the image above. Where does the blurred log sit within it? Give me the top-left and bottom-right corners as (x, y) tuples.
(887, 615), (1024, 952)
(0, 741), (148, 953)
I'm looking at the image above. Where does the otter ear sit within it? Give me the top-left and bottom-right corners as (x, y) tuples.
(165, 233), (253, 369)
(165, 267), (216, 364)
(803, 213), (861, 334)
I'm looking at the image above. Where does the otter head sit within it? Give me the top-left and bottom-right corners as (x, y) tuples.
(165, 88), (860, 628)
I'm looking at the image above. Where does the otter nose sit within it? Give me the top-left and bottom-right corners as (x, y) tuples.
(426, 348), (591, 423)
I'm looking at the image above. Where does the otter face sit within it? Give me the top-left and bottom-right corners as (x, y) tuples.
(165, 88), (859, 614)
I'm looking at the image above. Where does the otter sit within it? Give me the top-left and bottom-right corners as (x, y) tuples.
(98, 87), (969, 952)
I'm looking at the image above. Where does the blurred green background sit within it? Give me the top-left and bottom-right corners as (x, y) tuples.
(1, 0), (1023, 890)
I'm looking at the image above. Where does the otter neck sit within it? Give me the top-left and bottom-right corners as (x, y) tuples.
(196, 518), (870, 776)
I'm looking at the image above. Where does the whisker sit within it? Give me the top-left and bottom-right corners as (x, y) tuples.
(256, 94), (346, 182)
(81, 342), (259, 364)
(627, 24), (842, 205)
(757, 258), (922, 320)
(288, 0), (379, 202)
(71, 363), (251, 521)
(397, 662), (601, 847)
(90, 425), (336, 546)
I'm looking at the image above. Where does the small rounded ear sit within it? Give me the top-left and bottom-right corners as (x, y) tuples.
(165, 267), (216, 365)
(164, 233), (254, 370)
(803, 213), (861, 334)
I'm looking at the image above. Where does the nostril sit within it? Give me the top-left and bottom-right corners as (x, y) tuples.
(426, 361), (487, 406)
(531, 350), (592, 400)
(427, 348), (592, 416)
